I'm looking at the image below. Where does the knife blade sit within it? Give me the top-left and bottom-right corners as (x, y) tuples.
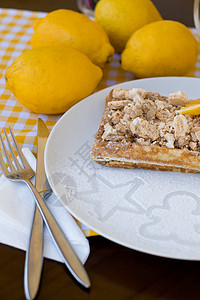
(24, 118), (51, 300)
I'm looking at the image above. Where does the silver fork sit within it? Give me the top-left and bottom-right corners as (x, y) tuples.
(0, 127), (91, 290)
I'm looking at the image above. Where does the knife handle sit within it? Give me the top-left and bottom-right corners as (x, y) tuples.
(24, 204), (43, 300)
(25, 178), (91, 289)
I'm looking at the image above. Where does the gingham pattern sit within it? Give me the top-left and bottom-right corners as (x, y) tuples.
(0, 8), (200, 237)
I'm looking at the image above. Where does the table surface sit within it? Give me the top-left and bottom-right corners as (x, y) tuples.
(1, 1), (200, 300)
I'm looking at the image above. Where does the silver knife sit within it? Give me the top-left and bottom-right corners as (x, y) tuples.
(24, 118), (51, 300)
(24, 119), (91, 296)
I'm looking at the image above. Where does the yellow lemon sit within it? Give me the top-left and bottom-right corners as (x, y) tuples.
(179, 99), (200, 115)
(95, 0), (162, 53)
(121, 20), (198, 78)
(31, 9), (114, 68)
(5, 46), (103, 114)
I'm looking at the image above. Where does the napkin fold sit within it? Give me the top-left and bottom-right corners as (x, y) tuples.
(0, 148), (90, 264)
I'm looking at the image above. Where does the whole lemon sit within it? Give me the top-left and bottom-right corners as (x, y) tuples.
(95, 0), (162, 53)
(31, 9), (114, 68)
(5, 46), (103, 114)
(121, 20), (198, 78)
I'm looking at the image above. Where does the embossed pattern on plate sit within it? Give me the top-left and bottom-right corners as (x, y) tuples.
(45, 77), (200, 260)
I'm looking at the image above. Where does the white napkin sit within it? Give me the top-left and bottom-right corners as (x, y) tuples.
(0, 148), (90, 264)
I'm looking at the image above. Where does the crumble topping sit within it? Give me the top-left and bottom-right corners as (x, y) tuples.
(168, 91), (189, 106)
(173, 114), (189, 137)
(100, 88), (200, 151)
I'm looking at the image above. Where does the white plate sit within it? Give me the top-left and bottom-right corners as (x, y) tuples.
(45, 77), (200, 260)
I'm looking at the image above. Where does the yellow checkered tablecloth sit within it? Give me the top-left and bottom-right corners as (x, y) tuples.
(0, 7), (200, 237)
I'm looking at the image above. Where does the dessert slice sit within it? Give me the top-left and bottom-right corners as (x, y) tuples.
(90, 87), (200, 172)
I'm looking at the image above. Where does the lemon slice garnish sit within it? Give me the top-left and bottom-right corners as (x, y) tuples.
(179, 99), (200, 115)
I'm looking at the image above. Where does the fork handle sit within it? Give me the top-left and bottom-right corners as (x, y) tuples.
(24, 205), (43, 300)
(24, 178), (91, 289)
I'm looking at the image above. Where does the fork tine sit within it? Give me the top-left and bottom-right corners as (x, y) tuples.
(0, 131), (14, 171)
(0, 149), (9, 175)
(9, 127), (30, 169)
(3, 128), (22, 170)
